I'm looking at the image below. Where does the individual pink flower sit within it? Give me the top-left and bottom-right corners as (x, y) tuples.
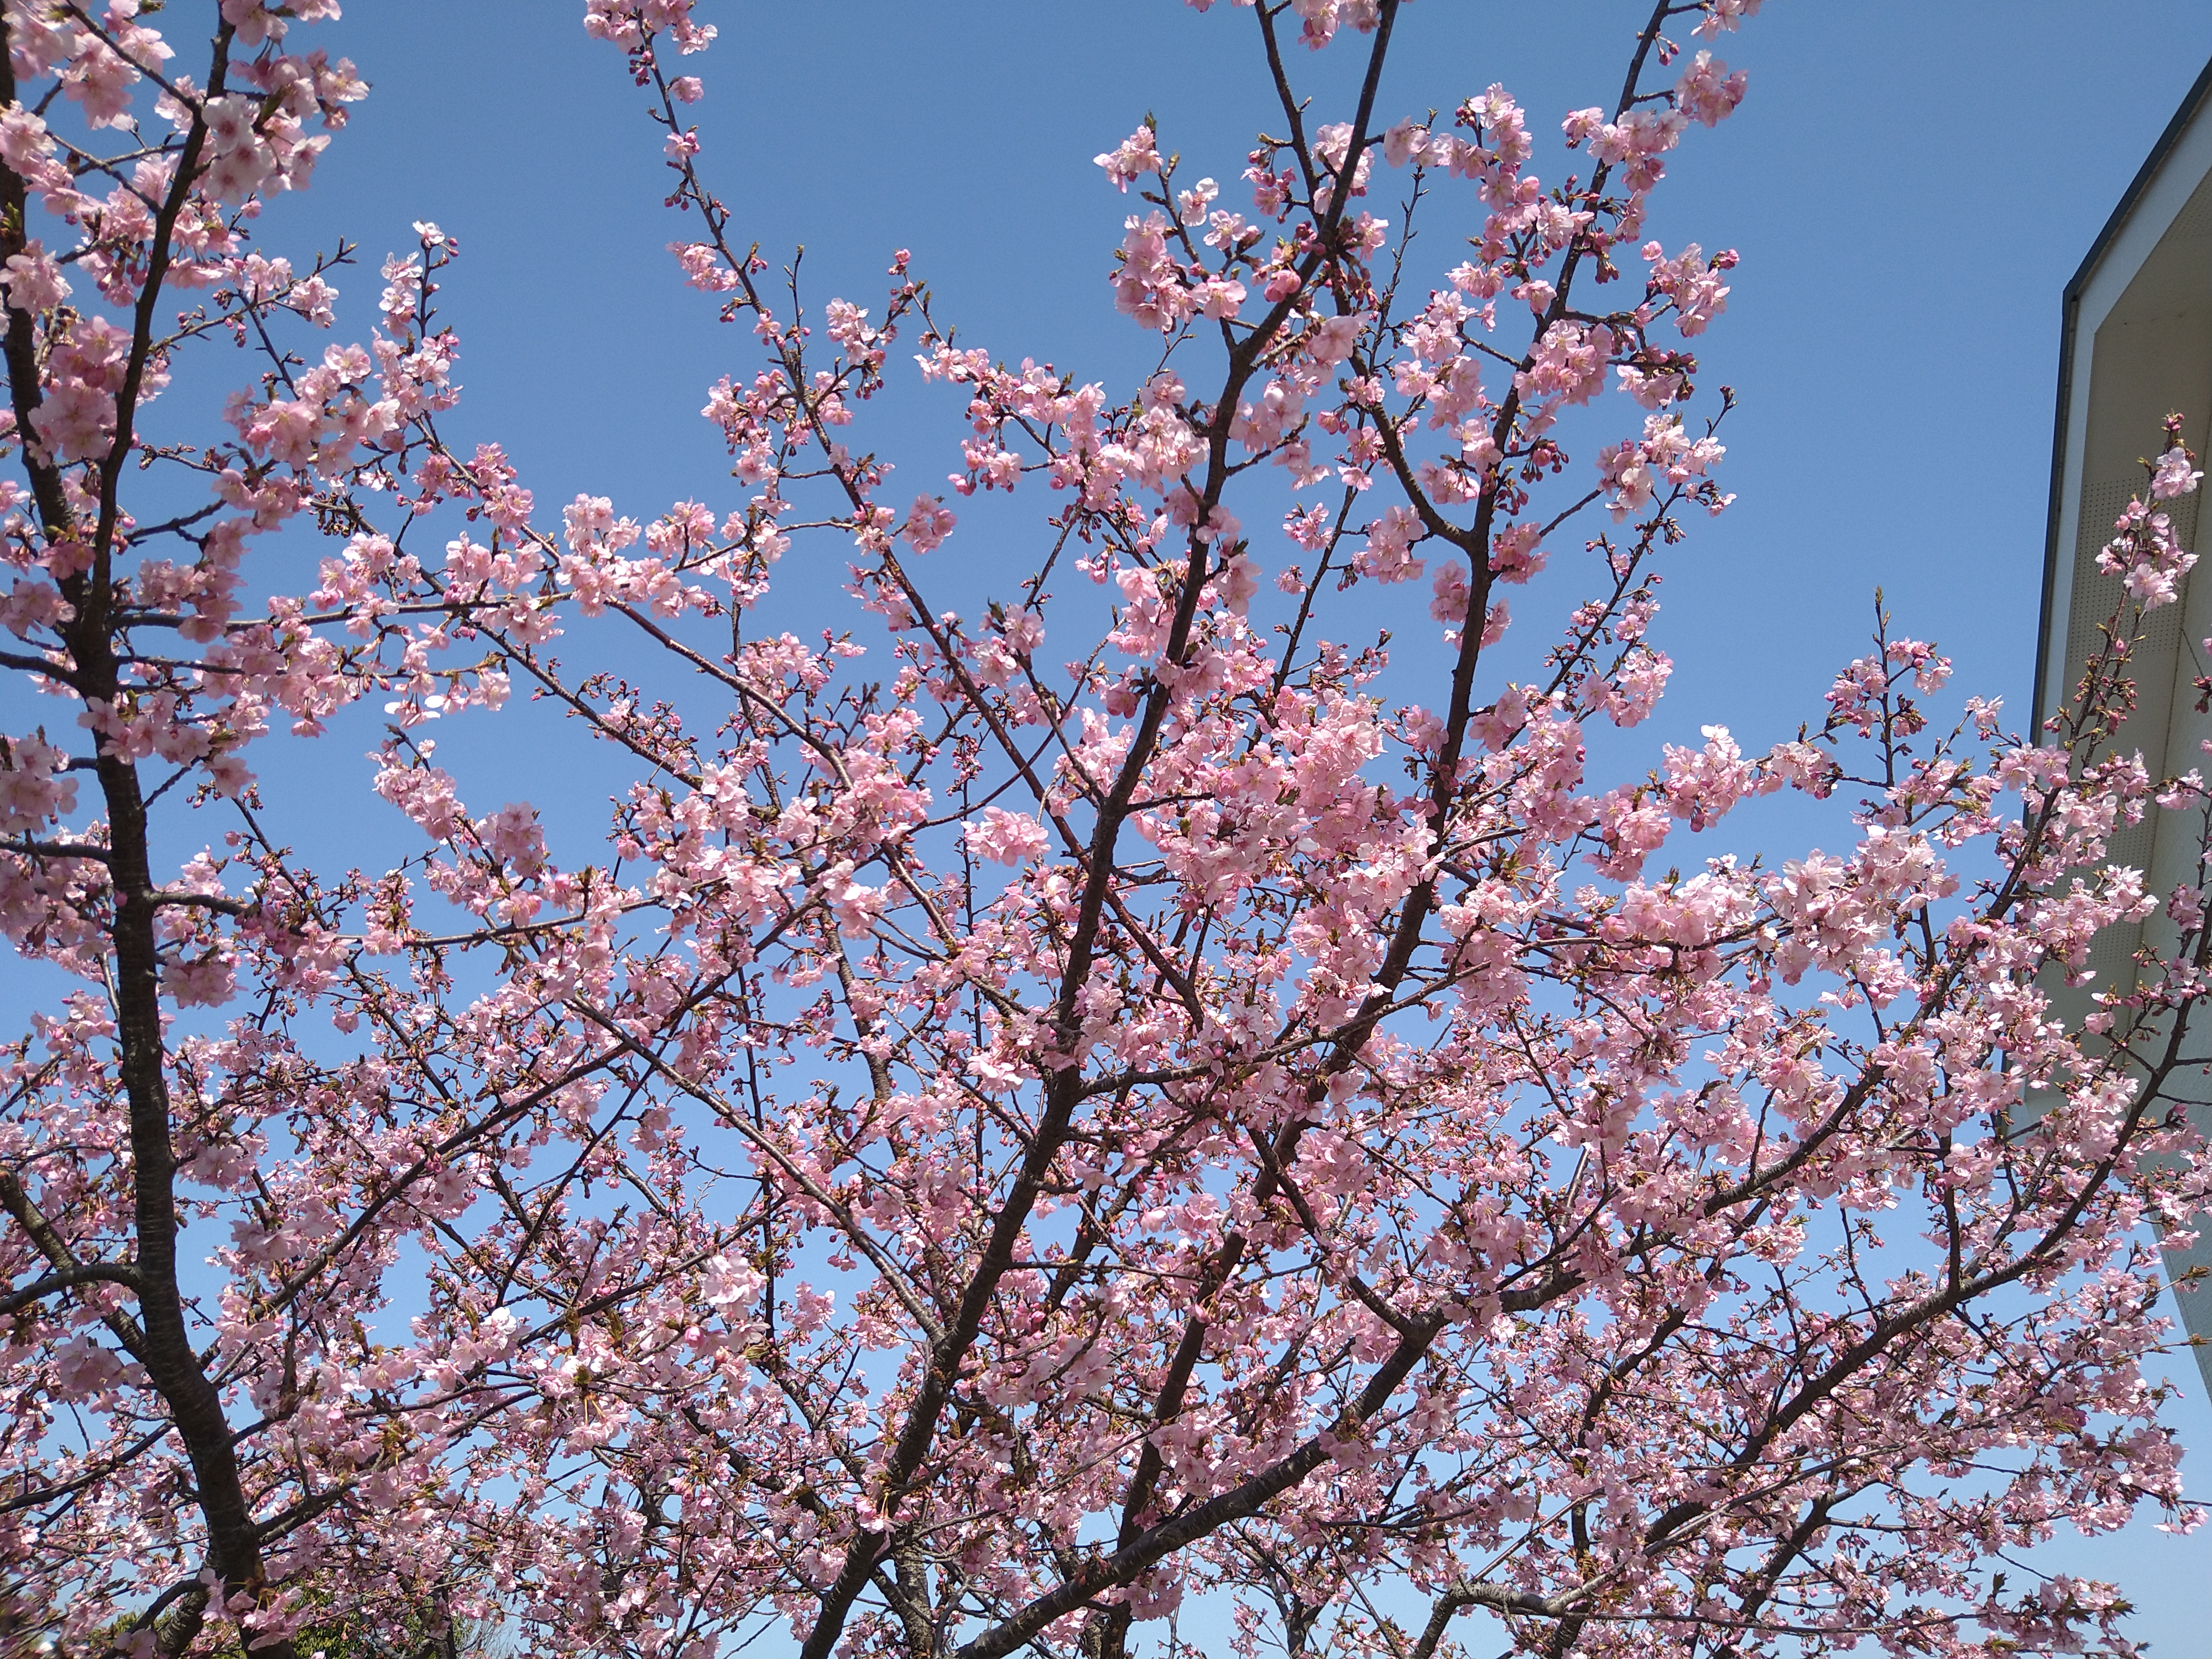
(965, 806), (1050, 866)
(1673, 50), (1747, 127)
(1094, 121), (1161, 191)
(0, 242), (69, 313)
(2151, 444), (2203, 500)
(901, 495), (954, 552)
(29, 383), (116, 462)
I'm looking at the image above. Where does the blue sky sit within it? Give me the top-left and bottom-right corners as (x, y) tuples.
(61, 0), (2212, 1648)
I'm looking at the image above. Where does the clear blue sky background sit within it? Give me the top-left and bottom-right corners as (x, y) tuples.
(114, 0), (2212, 1650)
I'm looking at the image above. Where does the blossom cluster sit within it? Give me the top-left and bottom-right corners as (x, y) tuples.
(0, 6), (2204, 1659)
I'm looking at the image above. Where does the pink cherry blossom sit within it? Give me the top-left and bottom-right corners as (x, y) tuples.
(1094, 121), (1161, 191)
(900, 494), (955, 551)
(0, 8), (2204, 1659)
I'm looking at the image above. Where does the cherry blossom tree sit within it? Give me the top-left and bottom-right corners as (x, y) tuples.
(2, 2), (2208, 1657)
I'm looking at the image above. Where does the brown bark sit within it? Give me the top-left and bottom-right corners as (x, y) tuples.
(0, 12), (293, 1656)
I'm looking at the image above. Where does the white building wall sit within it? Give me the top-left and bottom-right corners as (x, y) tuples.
(2038, 79), (2212, 1394)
